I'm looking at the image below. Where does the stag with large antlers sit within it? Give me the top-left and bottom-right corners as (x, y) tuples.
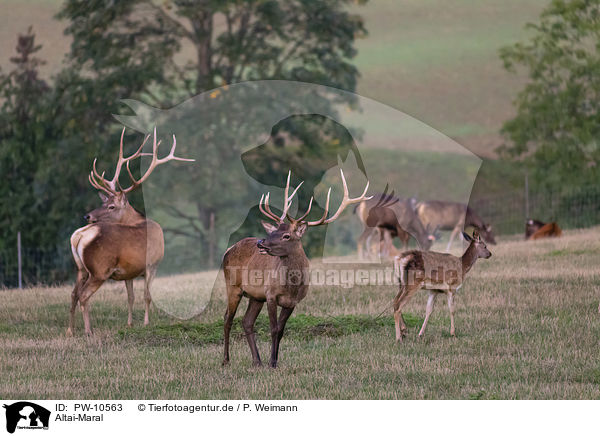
(222, 170), (371, 368)
(68, 127), (193, 336)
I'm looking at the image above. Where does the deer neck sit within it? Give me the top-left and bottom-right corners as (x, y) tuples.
(277, 244), (309, 270)
(460, 242), (479, 278)
(120, 205), (146, 225)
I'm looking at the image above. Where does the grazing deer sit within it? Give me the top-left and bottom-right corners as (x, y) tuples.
(356, 188), (434, 259)
(222, 170), (371, 368)
(392, 230), (492, 342)
(416, 200), (496, 251)
(525, 219), (562, 240)
(68, 127), (193, 336)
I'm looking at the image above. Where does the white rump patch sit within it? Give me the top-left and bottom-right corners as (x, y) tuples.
(70, 225), (99, 272)
(394, 255), (411, 285)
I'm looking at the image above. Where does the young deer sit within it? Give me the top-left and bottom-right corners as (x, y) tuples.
(392, 230), (492, 342)
(222, 170), (371, 368)
(68, 127), (193, 336)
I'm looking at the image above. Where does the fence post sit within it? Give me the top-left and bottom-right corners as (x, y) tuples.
(524, 173), (529, 219)
(17, 231), (22, 289)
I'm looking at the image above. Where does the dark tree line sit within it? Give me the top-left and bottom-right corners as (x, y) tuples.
(0, 0), (367, 282)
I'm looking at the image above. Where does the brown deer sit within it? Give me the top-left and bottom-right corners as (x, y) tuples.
(416, 200), (496, 251)
(356, 189), (434, 259)
(393, 230), (492, 342)
(68, 127), (193, 336)
(222, 170), (371, 368)
(525, 219), (562, 240)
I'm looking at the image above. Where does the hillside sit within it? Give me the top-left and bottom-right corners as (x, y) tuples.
(0, 0), (548, 159)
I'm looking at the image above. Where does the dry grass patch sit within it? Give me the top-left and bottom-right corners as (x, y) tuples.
(1, 227), (600, 399)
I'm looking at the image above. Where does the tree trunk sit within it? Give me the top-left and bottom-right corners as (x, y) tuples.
(190, 10), (213, 93)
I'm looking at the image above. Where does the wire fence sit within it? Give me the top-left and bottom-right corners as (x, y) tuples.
(0, 245), (74, 289)
(471, 183), (600, 235)
(2, 184), (600, 289)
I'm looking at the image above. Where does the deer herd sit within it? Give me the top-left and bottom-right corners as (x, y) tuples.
(66, 126), (563, 368)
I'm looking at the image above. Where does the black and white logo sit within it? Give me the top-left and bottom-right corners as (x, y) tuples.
(3, 402), (50, 434)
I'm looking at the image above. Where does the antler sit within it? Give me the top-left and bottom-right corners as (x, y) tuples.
(259, 171), (303, 223)
(305, 169), (372, 226)
(374, 184), (399, 209)
(88, 127), (194, 195)
(259, 169), (372, 226)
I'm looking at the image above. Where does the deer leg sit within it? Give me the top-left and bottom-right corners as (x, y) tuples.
(382, 229), (393, 258)
(446, 226), (460, 252)
(125, 279), (134, 327)
(447, 291), (456, 337)
(78, 277), (105, 336)
(418, 291), (437, 338)
(223, 287), (243, 366)
(67, 269), (88, 336)
(143, 267), (157, 326)
(393, 282), (423, 342)
(266, 299), (281, 368)
(242, 298), (264, 367)
(273, 306), (294, 364)
(357, 227), (372, 259)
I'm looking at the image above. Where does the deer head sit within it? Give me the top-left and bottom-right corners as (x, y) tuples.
(365, 185), (399, 228)
(462, 230), (492, 259)
(477, 223), (496, 245)
(84, 127), (194, 224)
(256, 170), (372, 257)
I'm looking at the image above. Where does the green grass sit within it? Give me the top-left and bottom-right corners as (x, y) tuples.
(117, 314), (419, 347)
(2, 227), (600, 399)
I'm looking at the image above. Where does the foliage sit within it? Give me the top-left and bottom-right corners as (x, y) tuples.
(0, 28), (53, 251)
(56, 0), (368, 267)
(499, 0), (600, 189)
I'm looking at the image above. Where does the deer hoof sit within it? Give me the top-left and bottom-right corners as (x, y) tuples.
(222, 359), (230, 367)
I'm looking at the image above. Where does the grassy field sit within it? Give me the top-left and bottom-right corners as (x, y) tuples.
(2, 227), (600, 399)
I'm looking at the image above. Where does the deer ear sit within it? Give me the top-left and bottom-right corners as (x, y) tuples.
(261, 221), (278, 235)
(462, 231), (472, 242)
(294, 222), (308, 238)
(98, 192), (110, 203)
(472, 229), (480, 240)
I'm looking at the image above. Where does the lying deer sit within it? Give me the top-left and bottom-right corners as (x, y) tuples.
(525, 219), (562, 240)
(68, 127), (193, 336)
(222, 170), (371, 368)
(393, 230), (492, 342)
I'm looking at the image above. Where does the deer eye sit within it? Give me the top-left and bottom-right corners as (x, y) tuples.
(282, 234), (291, 240)
(108, 205), (116, 210)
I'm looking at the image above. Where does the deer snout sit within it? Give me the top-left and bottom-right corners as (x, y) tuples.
(84, 214), (97, 224)
(257, 240), (270, 254)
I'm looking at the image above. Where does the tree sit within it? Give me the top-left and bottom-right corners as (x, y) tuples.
(499, 0), (600, 189)
(58, 0), (367, 267)
(0, 28), (51, 250)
